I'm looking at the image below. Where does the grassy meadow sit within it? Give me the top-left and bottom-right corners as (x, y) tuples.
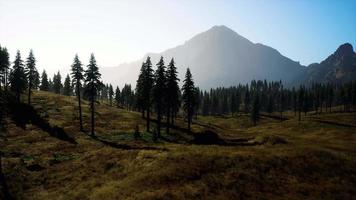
(1, 91), (356, 199)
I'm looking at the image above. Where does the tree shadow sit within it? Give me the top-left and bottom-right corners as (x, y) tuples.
(6, 95), (76, 144)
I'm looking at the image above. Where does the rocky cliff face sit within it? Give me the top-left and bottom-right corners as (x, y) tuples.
(299, 43), (356, 85)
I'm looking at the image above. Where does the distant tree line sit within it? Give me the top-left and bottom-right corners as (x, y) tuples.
(2, 44), (356, 137)
(195, 80), (356, 124)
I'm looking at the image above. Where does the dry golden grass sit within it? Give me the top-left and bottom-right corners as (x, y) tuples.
(1, 91), (356, 199)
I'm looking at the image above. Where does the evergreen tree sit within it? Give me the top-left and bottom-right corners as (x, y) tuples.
(135, 62), (146, 117)
(279, 84), (284, 121)
(298, 86), (305, 122)
(202, 91), (210, 115)
(182, 68), (195, 131)
(53, 71), (62, 94)
(63, 74), (72, 96)
(40, 70), (49, 91)
(25, 50), (37, 104)
(267, 94), (274, 116)
(230, 91), (237, 116)
(71, 54), (84, 131)
(0, 46), (10, 90)
(9, 51), (27, 102)
(115, 86), (120, 108)
(153, 57), (166, 137)
(143, 57), (154, 132)
(48, 78), (54, 92)
(251, 94), (260, 126)
(292, 87), (297, 116)
(33, 70), (40, 90)
(165, 58), (180, 131)
(244, 86), (250, 113)
(84, 54), (102, 136)
(109, 84), (114, 106)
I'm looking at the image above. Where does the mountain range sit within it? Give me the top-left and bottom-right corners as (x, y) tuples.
(101, 25), (356, 89)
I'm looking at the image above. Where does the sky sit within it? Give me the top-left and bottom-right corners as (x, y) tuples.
(0, 0), (355, 76)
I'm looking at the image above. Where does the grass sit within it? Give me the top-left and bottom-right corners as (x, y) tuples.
(1, 90), (355, 199)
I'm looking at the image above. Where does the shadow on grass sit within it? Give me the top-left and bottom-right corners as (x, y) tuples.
(6, 95), (77, 144)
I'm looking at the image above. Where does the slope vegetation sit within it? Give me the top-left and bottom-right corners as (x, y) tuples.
(1, 91), (355, 199)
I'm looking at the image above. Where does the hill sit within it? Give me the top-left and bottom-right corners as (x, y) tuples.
(101, 26), (306, 89)
(295, 43), (356, 85)
(1, 91), (355, 199)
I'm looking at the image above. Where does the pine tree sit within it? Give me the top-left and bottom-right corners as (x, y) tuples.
(48, 78), (54, 92)
(267, 94), (274, 116)
(40, 70), (49, 91)
(202, 91), (210, 116)
(9, 51), (27, 102)
(115, 86), (120, 108)
(135, 62), (146, 117)
(84, 54), (102, 136)
(143, 57), (154, 132)
(279, 84), (284, 121)
(251, 94), (260, 126)
(153, 56), (166, 137)
(182, 68), (195, 131)
(0, 46), (10, 91)
(244, 86), (250, 113)
(230, 91), (237, 116)
(71, 54), (84, 131)
(33, 70), (40, 90)
(25, 50), (37, 104)
(298, 86), (305, 122)
(109, 84), (114, 106)
(165, 58), (180, 132)
(63, 74), (72, 96)
(53, 71), (62, 94)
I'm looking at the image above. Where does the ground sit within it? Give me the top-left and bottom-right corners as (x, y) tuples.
(1, 91), (356, 200)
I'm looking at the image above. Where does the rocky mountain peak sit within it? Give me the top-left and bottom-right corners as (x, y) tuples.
(334, 43), (354, 58)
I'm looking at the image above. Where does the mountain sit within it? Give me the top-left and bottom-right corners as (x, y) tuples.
(101, 25), (306, 89)
(295, 43), (356, 85)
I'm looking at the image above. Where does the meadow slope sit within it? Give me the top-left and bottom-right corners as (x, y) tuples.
(1, 91), (356, 200)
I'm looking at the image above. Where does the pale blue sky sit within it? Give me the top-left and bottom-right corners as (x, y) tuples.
(0, 0), (355, 75)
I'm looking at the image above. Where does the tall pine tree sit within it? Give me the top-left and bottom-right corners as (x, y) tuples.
(9, 51), (27, 102)
(0, 46), (10, 91)
(165, 58), (180, 132)
(71, 55), (84, 131)
(153, 56), (166, 138)
(143, 57), (154, 132)
(53, 71), (62, 94)
(40, 70), (49, 91)
(63, 74), (72, 96)
(84, 54), (102, 136)
(182, 68), (195, 131)
(25, 50), (37, 104)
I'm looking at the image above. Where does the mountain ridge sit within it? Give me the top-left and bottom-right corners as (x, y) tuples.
(101, 26), (354, 89)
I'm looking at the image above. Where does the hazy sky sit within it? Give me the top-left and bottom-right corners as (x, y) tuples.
(1, 0), (355, 76)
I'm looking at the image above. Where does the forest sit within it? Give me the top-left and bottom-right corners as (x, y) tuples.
(1, 45), (356, 199)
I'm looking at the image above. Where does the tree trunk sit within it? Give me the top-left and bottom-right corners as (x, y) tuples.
(157, 108), (161, 138)
(4, 70), (7, 91)
(146, 108), (150, 132)
(77, 85), (83, 132)
(188, 109), (192, 131)
(166, 108), (170, 134)
(171, 110), (174, 125)
(28, 80), (32, 105)
(91, 99), (95, 136)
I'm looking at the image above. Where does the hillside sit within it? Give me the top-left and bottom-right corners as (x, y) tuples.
(1, 91), (356, 199)
(101, 26), (306, 89)
(296, 43), (356, 85)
